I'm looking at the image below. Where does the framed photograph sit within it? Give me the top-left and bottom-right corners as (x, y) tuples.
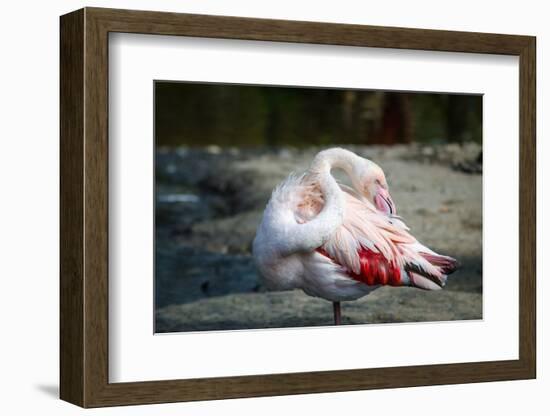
(60, 7), (536, 408)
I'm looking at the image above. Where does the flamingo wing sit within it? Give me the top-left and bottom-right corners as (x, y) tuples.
(319, 190), (458, 289)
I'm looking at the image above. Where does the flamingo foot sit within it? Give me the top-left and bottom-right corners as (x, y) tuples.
(333, 301), (341, 325)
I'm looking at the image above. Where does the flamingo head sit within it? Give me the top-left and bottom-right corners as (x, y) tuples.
(353, 160), (397, 215)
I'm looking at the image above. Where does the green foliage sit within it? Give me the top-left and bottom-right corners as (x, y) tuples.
(155, 82), (482, 147)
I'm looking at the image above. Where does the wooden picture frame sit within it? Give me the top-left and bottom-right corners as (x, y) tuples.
(60, 7), (536, 408)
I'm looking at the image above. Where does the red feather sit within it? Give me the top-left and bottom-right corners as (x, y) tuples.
(317, 247), (403, 286)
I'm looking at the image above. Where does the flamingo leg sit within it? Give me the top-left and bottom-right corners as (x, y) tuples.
(333, 301), (341, 325)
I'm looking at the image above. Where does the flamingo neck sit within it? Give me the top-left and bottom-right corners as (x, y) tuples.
(300, 149), (356, 241)
(309, 148), (361, 179)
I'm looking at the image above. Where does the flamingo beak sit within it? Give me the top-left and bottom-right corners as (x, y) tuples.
(374, 186), (397, 215)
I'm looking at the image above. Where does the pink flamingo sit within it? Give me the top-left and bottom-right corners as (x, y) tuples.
(253, 148), (458, 325)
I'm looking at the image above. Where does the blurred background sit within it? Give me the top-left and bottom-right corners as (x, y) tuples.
(155, 82), (482, 147)
(155, 82), (483, 333)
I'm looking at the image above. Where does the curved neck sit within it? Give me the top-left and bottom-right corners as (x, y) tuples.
(309, 148), (360, 179)
(274, 149), (365, 255)
(304, 149), (353, 246)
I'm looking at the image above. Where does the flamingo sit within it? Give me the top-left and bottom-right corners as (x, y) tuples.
(252, 148), (458, 325)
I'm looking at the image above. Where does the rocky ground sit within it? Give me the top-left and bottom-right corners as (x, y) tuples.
(155, 143), (482, 333)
